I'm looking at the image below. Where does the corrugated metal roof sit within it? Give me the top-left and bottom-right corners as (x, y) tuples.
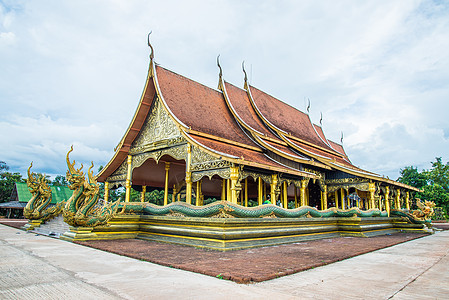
(0, 201), (26, 208)
(14, 182), (71, 204)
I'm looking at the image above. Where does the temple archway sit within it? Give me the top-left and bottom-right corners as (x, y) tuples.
(308, 180), (322, 209)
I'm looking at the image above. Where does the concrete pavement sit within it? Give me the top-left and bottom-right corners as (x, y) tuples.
(0, 224), (448, 299)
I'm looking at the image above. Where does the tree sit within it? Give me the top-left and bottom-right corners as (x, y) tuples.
(0, 161), (9, 173)
(0, 161), (24, 203)
(52, 175), (68, 186)
(397, 166), (427, 189)
(398, 157), (449, 215)
(425, 157), (449, 193)
(420, 184), (449, 209)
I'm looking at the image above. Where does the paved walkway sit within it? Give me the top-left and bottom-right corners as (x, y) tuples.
(0, 225), (448, 299)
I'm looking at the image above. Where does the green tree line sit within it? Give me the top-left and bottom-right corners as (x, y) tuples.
(397, 157), (449, 215)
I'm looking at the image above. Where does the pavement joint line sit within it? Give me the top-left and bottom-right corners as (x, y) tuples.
(1, 228), (125, 299)
(387, 243), (449, 299)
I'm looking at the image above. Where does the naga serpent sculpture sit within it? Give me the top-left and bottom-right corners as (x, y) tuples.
(413, 199), (436, 220)
(116, 200), (389, 218)
(24, 162), (65, 222)
(63, 146), (120, 227)
(389, 199), (435, 228)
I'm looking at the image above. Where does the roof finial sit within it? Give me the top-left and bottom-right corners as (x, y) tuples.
(147, 31), (154, 60)
(320, 112), (323, 126)
(242, 61), (248, 84)
(307, 98), (311, 114)
(217, 55), (223, 79)
(341, 131), (344, 144)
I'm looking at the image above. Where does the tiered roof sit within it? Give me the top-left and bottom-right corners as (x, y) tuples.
(97, 52), (419, 192)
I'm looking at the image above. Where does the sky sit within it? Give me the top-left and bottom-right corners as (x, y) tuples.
(1, 0), (449, 180)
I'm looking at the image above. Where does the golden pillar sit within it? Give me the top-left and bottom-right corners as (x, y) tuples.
(244, 178), (248, 207)
(405, 191), (410, 210)
(196, 179), (202, 206)
(305, 188), (309, 206)
(395, 189), (401, 210)
(293, 184), (298, 208)
(300, 179), (307, 207)
(340, 188), (345, 210)
(230, 166), (240, 204)
(385, 186), (390, 216)
(104, 181), (109, 207)
(185, 172), (192, 204)
(378, 196), (382, 210)
(221, 179), (226, 201)
(227, 179), (231, 202)
(270, 174), (278, 205)
(186, 145), (192, 204)
(258, 177), (263, 205)
(294, 185), (298, 208)
(141, 186), (146, 202)
(164, 162), (170, 206)
(334, 190), (339, 209)
(369, 182), (375, 210)
(125, 155), (132, 202)
(283, 181), (288, 208)
(264, 181), (267, 202)
(172, 185), (177, 203)
(322, 185), (328, 210)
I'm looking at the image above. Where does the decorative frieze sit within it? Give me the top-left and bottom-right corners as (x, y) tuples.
(131, 97), (182, 151)
(191, 168), (231, 182)
(190, 146), (231, 171)
(240, 170), (272, 184)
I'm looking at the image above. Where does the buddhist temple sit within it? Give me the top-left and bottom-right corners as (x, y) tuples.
(26, 37), (429, 251)
(97, 42), (419, 215)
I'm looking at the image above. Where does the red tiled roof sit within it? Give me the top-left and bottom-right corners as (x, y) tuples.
(223, 81), (278, 139)
(285, 136), (357, 168)
(249, 85), (334, 151)
(313, 124), (350, 161)
(95, 58), (419, 192)
(186, 133), (314, 177)
(258, 137), (309, 161)
(313, 125), (331, 147)
(156, 66), (255, 148)
(328, 139), (348, 158)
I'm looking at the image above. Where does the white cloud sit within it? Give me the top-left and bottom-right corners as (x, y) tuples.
(1, 0), (449, 181)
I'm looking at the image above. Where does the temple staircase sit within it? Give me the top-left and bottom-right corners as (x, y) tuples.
(33, 214), (69, 238)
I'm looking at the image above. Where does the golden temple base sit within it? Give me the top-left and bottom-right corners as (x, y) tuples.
(23, 220), (43, 231)
(59, 215), (427, 250)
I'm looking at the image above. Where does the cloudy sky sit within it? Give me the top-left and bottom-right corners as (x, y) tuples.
(1, 0), (448, 180)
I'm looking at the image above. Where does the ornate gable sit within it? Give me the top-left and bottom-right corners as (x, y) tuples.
(130, 97), (183, 155)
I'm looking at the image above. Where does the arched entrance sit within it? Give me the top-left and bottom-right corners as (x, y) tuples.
(308, 180), (321, 209)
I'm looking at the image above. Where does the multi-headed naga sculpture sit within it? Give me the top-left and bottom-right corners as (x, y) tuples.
(413, 199), (436, 220)
(24, 162), (65, 221)
(63, 146), (120, 227)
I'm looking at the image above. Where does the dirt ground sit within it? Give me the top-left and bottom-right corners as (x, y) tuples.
(78, 232), (428, 283)
(0, 219), (28, 229)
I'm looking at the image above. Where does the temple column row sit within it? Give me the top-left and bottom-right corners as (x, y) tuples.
(116, 152), (410, 212)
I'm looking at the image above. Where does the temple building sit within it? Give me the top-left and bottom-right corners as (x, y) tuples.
(96, 45), (419, 215)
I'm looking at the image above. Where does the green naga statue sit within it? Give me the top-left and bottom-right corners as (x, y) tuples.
(63, 146), (120, 227)
(24, 162), (65, 222)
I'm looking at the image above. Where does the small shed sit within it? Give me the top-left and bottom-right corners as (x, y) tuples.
(0, 182), (71, 218)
